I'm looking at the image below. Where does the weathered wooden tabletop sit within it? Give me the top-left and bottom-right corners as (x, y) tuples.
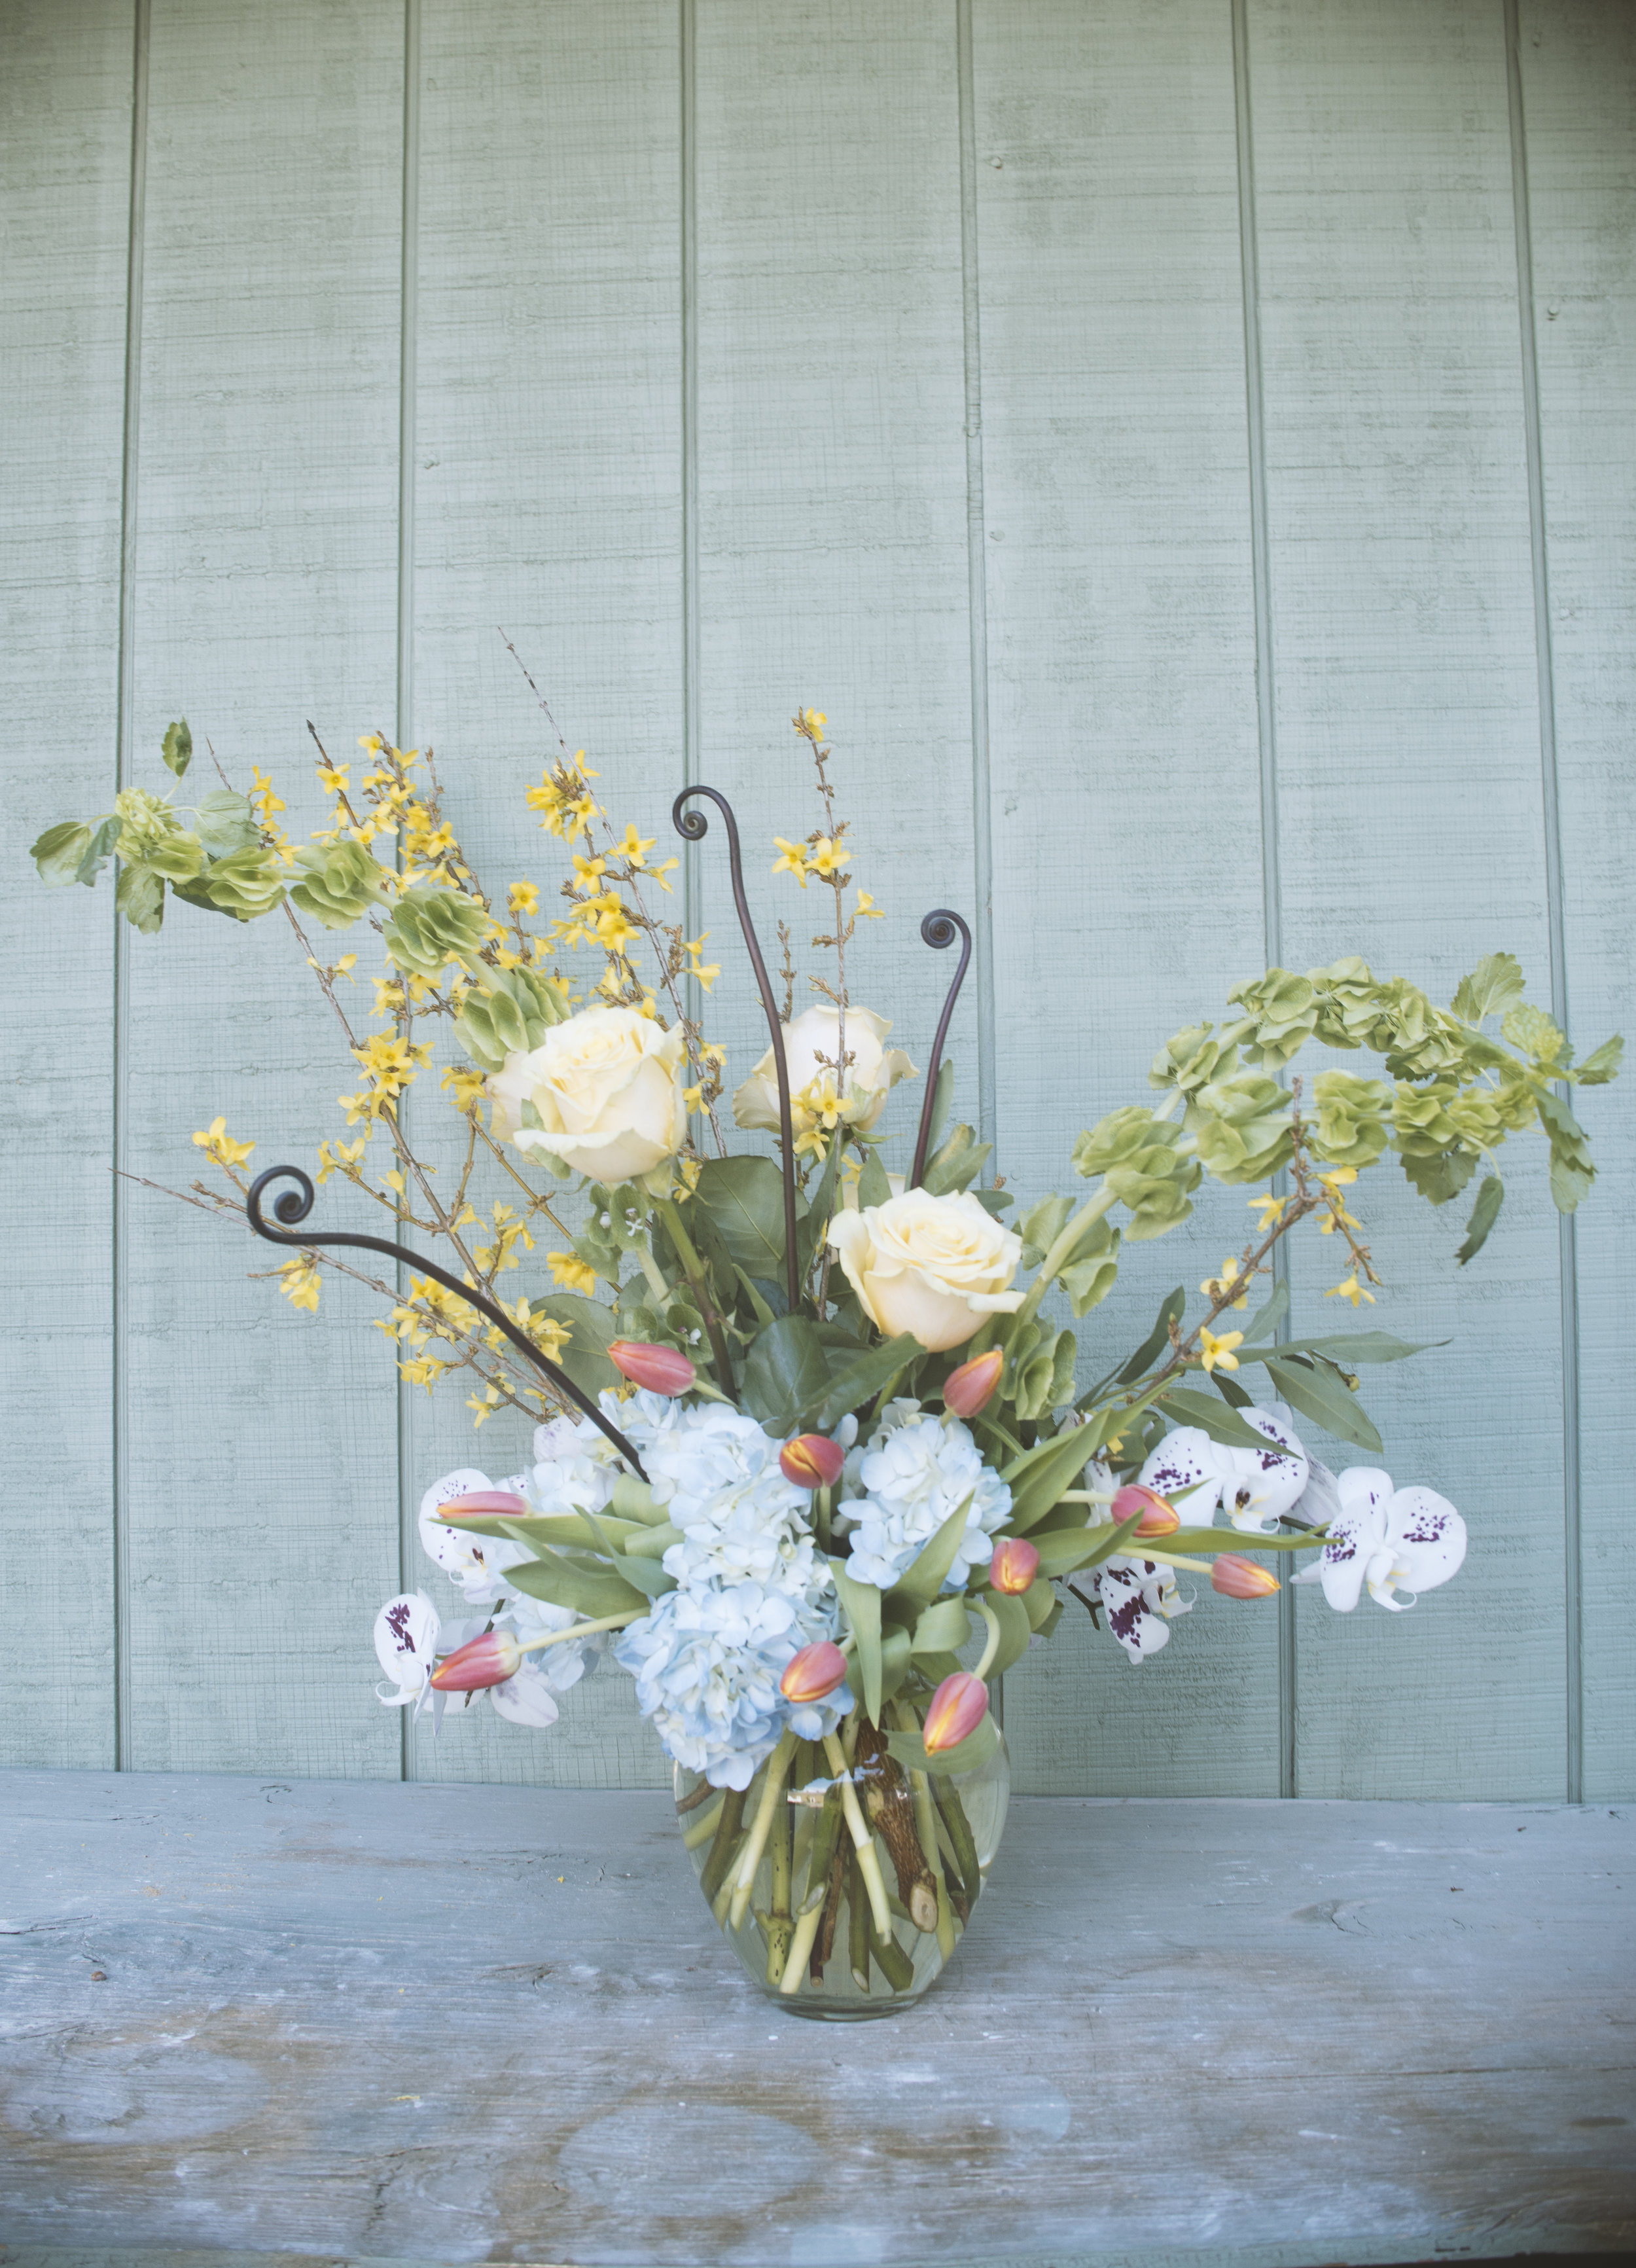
(0, 1774), (1629, 2268)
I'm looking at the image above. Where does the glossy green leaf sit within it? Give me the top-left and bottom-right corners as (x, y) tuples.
(856, 1146), (893, 1213)
(529, 1291), (620, 1401)
(694, 1155), (802, 1274)
(812, 1332), (919, 1432)
(740, 1315), (834, 1433)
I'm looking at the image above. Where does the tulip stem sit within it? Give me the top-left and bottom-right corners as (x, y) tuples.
(890, 1700), (957, 1957)
(729, 1729), (798, 1930)
(656, 1198), (736, 1395)
(822, 1730), (892, 1938)
(972, 1598), (1003, 1683)
(516, 1609), (643, 1654)
(777, 1882), (829, 1994)
(681, 1795), (726, 1850)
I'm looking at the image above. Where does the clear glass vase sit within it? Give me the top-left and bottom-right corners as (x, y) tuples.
(675, 1699), (1009, 2019)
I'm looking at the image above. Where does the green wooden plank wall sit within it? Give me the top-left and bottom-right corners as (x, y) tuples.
(3, 0), (1629, 1798)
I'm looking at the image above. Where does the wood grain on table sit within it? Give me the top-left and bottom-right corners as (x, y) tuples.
(1, 1773), (1629, 2266)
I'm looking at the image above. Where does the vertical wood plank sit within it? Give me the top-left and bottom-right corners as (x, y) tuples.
(1520, 0), (1636, 1801)
(1249, 0), (1566, 1797)
(692, 1), (980, 1184)
(0, 0), (133, 1769)
(406, 0), (683, 1788)
(973, 0), (1278, 1794)
(120, 0), (404, 1775)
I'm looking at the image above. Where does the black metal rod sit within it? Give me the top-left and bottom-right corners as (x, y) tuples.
(245, 1166), (649, 1479)
(673, 785), (800, 1306)
(908, 909), (973, 1188)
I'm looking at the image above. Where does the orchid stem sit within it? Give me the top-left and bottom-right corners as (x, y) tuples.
(516, 1609), (642, 1653)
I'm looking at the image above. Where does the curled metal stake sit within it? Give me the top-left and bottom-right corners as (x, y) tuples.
(908, 909), (972, 1189)
(245, 1165), (649, 1479)
(673, 785), (800, 1306)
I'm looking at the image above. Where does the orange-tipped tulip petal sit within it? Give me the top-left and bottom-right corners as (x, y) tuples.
(922, 1670), (990, 1755)
(1211, 1553), (1280, 1599)
(780, 1640), (849, 1702)
(944, 1347), (1003, 1419)
(1110, 1483), (1181, 1539)
(429, 1629), (523, 1691)
(779, 1433), (846, 1489)
(607, 1340), (697, 1397)
(988, 1537), (1040, 1594)
(437, 1489), (530, 1523)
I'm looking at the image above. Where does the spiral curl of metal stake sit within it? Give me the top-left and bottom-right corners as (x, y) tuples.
(245, 1165), (649, 1480)
(908, 909), (973, 1189)
(673, 785), (800, 1306)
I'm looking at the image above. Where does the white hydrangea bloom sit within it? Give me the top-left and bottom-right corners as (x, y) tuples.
(614, 1579), (850, 1789)
(498, 1591), (606, 1693)
(642, 1402), (817, 1594)
(838, 1401), (1012, 1593)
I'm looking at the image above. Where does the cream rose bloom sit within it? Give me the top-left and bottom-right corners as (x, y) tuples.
(827, 1188), (1024, 1353)
(733, 1005), (914, 1140)
(488, 1004), (686, 1184)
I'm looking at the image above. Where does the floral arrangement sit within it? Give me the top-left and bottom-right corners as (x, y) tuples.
(34, 694), (1620, 2009)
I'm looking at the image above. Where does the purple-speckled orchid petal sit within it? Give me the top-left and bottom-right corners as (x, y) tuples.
(1137, 1428), (1222, 1519)
(1214, 1406), (1309, 1533)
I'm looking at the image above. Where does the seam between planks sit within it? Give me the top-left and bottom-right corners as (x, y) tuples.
(1504, 0), (1580, 1804)
(680, 0), (701, 1033)
(956, 0), (995, 1167)
(395, 0), (422, 1781)
(1231, 0), (1294, 1798)
(111, 0), (151, 1774)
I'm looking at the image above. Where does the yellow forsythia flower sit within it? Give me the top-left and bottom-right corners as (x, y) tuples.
(276, 1257), (321, 1312)
(192, 1116), (255, 1168)
(547, 1251), (598, 1296)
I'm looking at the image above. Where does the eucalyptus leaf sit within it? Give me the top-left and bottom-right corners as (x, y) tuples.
(1263, 1354), (1383, 1455)
(1152, 1388), (1279, 1452)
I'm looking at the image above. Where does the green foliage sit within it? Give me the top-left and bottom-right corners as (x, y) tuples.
(1071, 1107), (1200, 1239)
(739, 1316), (835, 1435)
(1452, 950), (1526, 1026)
(380, 881), (491, 979)
(694, 1155), (803, 1276)
(1310, 1071), (1393, 1170)
(921, 1122), (991, 1197)
(31, 821), (95, 886)
(1455, 1174), (1504, 1265)
(1224, 969), (1319, 1069)
(529, 1290), (620, 1399)
(455, 965), (571, 1071)
(885, 1712), (999, 1779)
(160, 719), (193, 779)
(1189, 1073), (1294, 1185)
(173, 844), (287, 921)
(288, 838), (393, 931)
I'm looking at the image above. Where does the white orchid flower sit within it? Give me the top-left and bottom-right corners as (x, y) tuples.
(1211, 1405), (1309, 1533)
(1095, 1554), (1195, 1664)
(1293, 1467), (1467, 1611)
(1137, 1427), (1221, 1517)
(373, 1591), (440, 1707)
(489, 1659), (561, 1728)
(418, 1466), (533, 1605)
